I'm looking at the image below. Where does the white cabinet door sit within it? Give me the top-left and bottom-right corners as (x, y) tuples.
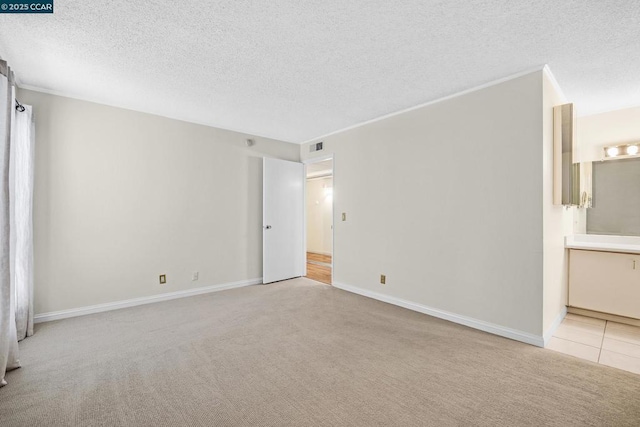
(569, 249), (640, 319)
(263, 158), (305, 284)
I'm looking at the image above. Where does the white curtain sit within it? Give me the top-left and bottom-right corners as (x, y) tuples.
(11, 98), (35, 341)
(0, 62), (20, 387)
(0, 59), (34, 387)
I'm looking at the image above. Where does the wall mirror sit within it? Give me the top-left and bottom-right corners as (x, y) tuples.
(587, 156), (640, 236)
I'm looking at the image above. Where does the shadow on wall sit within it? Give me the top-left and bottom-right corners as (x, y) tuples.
(246, 155), (263, 279)
(241, 137), (302, 280)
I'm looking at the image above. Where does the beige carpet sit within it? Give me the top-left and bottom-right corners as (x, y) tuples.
(1, 278), (639, 426)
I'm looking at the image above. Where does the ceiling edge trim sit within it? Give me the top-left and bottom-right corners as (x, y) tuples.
(542, 65), (568, 104)
(299, 64), (548, 145)
(16, 84), (297, 144)
(306, 171), (333, 180)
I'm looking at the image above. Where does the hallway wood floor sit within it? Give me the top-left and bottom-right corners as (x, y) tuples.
(305, 252), (331, 285)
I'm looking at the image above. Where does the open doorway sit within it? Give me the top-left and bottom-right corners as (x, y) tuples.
(305, 158), (333, 285)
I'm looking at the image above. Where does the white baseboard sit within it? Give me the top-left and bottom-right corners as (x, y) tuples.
(542, 306), (568, 347)
(34, 278), (263, 323)
(332, 281), (545, 347)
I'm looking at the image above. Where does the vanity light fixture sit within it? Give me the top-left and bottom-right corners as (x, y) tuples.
(606, 146), (619, 157)
(603, 142), (640, 159)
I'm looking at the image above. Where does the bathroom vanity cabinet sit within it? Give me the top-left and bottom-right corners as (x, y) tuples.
(569, 249), (640, 319)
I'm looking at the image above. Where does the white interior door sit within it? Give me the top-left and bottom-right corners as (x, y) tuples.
(263, 158), (305, 284)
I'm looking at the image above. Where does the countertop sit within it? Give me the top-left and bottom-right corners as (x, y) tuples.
(565, 234), (640, 255)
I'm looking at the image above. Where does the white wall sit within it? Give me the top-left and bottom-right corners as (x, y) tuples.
(542, 72), (573, 335)
(302, 71), (548, 338)
(578, 106), (640, 162)
(18, 89), (299, 315)
(306, 176), (333, 255)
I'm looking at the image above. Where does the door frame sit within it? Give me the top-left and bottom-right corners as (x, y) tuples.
(302, 153), (335, 284)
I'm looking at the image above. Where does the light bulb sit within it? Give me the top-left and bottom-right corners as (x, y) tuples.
(626, 145), (639, 155)
(606, 147), (619, 157)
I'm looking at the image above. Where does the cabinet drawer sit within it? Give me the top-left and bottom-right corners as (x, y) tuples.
(569, 249), (640, 319)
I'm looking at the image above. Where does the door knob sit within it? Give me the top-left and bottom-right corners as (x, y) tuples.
(264, 225), (272, 229)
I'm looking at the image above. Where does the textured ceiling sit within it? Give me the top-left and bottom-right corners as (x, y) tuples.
(1, 1), (639, 143)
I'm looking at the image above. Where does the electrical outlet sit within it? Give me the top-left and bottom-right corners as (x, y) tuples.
(159, 274), (166, 284)
(380, 274), (386, 284)
(192, 271), (199, 281)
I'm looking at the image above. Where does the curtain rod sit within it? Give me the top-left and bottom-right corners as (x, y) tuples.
(15, 99), (25, 112)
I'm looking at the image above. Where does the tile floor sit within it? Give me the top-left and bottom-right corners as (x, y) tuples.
(547, 313), (640, 375)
